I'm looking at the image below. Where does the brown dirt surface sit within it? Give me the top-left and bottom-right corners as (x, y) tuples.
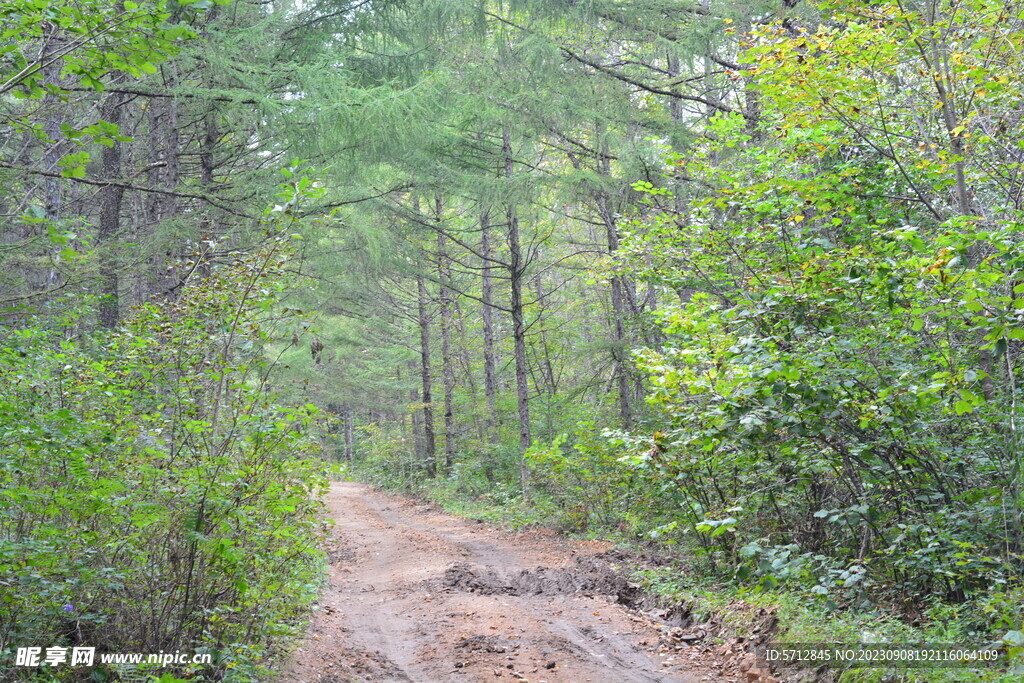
(277, 482), (744, 683)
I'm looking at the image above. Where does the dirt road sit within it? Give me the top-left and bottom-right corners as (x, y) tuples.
(279, 482), (726, 683)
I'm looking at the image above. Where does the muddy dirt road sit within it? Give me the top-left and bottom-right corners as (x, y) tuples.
(279, 482), (729, 683)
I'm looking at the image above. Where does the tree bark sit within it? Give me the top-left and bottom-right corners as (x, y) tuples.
(480, 208), (498, 439)
(436, 193), (457, 473)
(141, 66), (181, 303)
(197, 107), (218, 278)
(41, 27), (65, 225)
(594, 129), (634, 427)
(410, 363), (424, 458)
(417, 272), (437, 477)
(147, 65), (180, 226)
(504, 129), (532, 493)
(595, 193), (633, 428)
(40, 25), (67, 291)
(343, 405), (355, 461)
(98, 86), (127, 329)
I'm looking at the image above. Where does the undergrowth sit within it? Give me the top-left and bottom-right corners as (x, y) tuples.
(0, 236), (332, 681)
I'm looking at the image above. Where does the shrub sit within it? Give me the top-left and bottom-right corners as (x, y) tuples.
(0, 235), (329, 679)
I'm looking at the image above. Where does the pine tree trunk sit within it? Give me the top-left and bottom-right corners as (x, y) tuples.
(480, 209), (498, 439)
(343, 405), (355, 461)
(41, 29), (65, 226)
(436, 194), (456, 473)
(145, 65), (181, 300)
(197, 108), (218, 278)
(98, 87), (127, 329)
(509, 210), (531, 451)
(40, 26), (67, 291)
(596, 193), (633, 428)
(504, 130), (532, 493)
(147, 65), (181, 224)
(410, 371), (424, 458)
(594, 130), (634, 428)
(417, 273), (437, 477)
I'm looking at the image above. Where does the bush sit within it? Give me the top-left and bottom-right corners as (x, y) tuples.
(0, 236), (329, 679)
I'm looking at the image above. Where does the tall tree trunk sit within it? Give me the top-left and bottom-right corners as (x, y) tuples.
(509, 210), (531, 454)
(594, 130), (633, 427)
(41, 26), (65, 226)
(560, 117), (639, 427)
(503, 130), (532, 493)
(417, 273), (437, 477)
(596, 194), (633, 428)
(343, 405), (355, 461)
(532, 272), (559, 441)
(436, 194), (457, 473)
(98, 86), (127, 329)
(197, 107), (218, 277)
(410, 362), (424, 458)
(147, 65), (181, 224)
(480, 209), (498, 439)
(145, 65), (181, 300)
(41, 24), (67, 290)
(195, 6), (220, 279)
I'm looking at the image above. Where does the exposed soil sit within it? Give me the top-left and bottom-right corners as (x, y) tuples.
(278, 482), (778, 683)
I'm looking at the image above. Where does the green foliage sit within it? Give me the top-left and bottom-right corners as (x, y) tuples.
(617, 0), (1024, 620)
(348, 422), (431, 492)
(0, 0), (196, 99)
(0, 235), (330, 679)
(0, 0), (202, 183)
(525, 423), (641, 533)
(625, 185), (1024, 607)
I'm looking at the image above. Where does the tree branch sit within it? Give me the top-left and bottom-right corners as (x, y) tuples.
(0, 161), (254, 218)
(559, 46), (748, 119)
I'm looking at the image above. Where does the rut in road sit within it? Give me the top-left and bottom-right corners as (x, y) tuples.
(280, 481), (724, 682)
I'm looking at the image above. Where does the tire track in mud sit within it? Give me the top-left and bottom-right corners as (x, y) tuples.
(279, 482), (720, 682)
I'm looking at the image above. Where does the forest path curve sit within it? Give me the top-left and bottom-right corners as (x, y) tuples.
(278, 481), (724, 683)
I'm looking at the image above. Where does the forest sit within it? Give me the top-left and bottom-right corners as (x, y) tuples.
(1, 0), (1023, 680)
